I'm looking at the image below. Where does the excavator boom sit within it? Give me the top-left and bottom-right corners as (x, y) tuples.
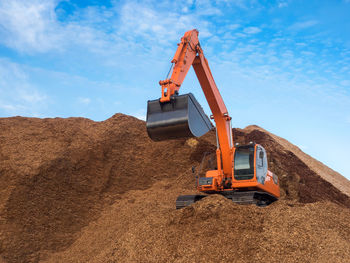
(147, 29), (233, 177)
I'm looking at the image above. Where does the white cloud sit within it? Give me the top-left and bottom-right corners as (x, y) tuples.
(0, 103), (24, 112)
(243, 27), (262, 34)
(194, 0), (222, 15)
(117, 1), (206, 45)
(130, 109), (146, 121)
(0, 0), (61, 53)
(300, 51), (315, 56)
(289, 20), (319, 30)
(78, 97), (91, 105)
(227, 24), (240, 30)
(235, 32), (247, 38)
(340, 80), (350, 86)
(0, 0), (219, 55)
(278, 2), (288, 8)
(215, 0), (250, 9)
(135, 114), (146, 121)
(18, 89), (47, 103)
(0, 0), (116, 54)
(0, 58), (48, 116)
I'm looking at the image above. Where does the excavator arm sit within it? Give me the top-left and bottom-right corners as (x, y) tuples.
(159, 29), (199, 102)
(192, 46), (233, 177)
(148, 29), (233, 178)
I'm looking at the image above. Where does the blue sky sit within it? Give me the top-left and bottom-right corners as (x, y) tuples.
(0, 0), (349, 178)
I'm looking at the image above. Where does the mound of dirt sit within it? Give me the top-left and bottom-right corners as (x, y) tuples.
(0, 114), (349, 263)
(232, 127), (350, 206)
(40, 190), (350, 263)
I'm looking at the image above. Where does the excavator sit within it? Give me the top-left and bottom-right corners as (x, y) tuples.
(146, 29), (280, 209)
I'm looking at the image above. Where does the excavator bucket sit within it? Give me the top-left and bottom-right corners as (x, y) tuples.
(146, 93), (213, 141)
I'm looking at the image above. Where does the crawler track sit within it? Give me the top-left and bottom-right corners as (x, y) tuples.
(176, 191), (278, 209)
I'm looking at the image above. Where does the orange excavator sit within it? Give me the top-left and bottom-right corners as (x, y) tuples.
(146, 29), (280, 208)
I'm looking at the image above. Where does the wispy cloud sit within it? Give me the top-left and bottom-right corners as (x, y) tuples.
(0, 0), (61, 53)
(278, 2), (288, 8)
(0, 58), (48, 116)
(130, 109), (146, 121)
(289, 20), (319, 30)
(77, 97), (91, 105)
(0, 0), (217, 58)
(0, 0), (118, 54)
(340, 80), (350, 86)
(227, 24), (240, 31)
(243, 27), (262, 34)
(117, 1), (213, 45)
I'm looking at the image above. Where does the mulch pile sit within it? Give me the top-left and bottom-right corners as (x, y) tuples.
(0, 114), (349, 263)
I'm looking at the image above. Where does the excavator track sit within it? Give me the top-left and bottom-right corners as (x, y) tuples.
(176, 191), (277, 209)
(176, 195), (207, 209)
(225, 191), (278, 207)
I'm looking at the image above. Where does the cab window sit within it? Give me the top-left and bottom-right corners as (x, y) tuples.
(234, 147), (254, 180)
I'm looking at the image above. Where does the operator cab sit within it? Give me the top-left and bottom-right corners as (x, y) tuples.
(233, 143), (269, 185)
(234, 145), (255, 180)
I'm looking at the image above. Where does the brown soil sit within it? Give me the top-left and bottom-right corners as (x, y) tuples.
(0, 114), (349, 263)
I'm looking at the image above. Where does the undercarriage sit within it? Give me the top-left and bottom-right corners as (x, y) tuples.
(175, 191), (278, 209)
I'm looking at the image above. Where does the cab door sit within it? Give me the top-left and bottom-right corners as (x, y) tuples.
(256, 146), (267, 184)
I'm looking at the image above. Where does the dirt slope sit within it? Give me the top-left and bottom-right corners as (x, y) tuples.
(0, 114), (349, 263)
(243, 125), (350, 197)
(233, 127), (350, 206)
